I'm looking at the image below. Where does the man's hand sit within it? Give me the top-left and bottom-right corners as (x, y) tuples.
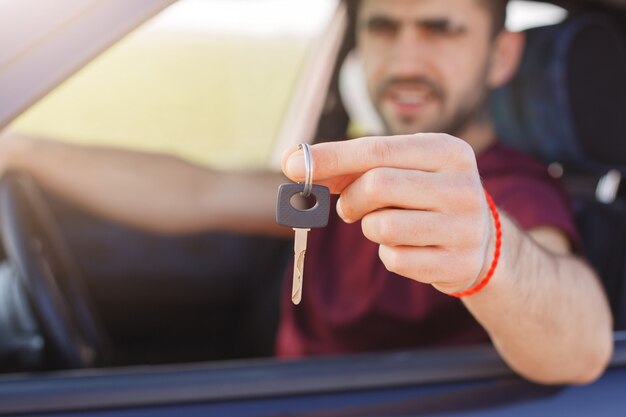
(282, 133), (494, 295)
(282, 133), (613, 385)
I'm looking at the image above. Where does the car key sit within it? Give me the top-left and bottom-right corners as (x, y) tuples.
(276, 183), (330, 304)
(276, 143), (330, 305)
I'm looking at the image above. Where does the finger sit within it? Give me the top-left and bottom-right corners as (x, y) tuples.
(337, 167), (485, 224)
(280, 143), (359, 193)
(337, 167), (441, 222)
(279, 144), (300, 175)
(362, 209), (483, 250)
(282, 134), (476, 186)
(378, 245), (482, 290)
(361, 209), (447, 247)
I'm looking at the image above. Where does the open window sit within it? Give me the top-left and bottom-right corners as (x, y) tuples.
(8, 0), (340, 170)
(0, 0), (342, 369)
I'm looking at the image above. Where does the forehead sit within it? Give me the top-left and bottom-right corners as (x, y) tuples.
(358, 0), (489, 24)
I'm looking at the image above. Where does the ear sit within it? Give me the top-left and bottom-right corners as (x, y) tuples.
(487, 30), (525, 89)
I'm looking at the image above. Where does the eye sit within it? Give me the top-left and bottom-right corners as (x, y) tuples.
(420, 19), (466, 36)
(363, 16), (399, 38)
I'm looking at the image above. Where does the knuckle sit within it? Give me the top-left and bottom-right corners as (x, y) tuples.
(440, 133), (459, 147)
(428, 135), (453, 167)
(362, 168), (391, 200)
(368, 137), (395, 165)
(456, 144), (478, 170)
(362, 171), (379, 199)
(441, 135), (476, 169)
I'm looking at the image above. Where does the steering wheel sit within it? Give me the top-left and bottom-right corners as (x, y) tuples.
(0, 173), (110, 368)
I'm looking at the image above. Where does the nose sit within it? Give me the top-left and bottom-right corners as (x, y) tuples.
(388, 24), (427, 78)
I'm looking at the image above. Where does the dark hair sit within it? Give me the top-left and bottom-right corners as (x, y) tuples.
(478, 0), (508, 36)
(346, 0), (509, 37)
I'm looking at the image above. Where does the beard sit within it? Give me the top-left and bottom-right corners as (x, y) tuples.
(373, 76), (491, 138)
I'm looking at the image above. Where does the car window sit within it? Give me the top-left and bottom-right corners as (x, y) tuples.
(2, 0), (578, 374)
(506, 0), (566, 31)
(9, 0), (339, 170)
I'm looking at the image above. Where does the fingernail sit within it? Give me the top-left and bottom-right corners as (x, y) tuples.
(336, 197), (352, 223)
(286, 154), (305, 179)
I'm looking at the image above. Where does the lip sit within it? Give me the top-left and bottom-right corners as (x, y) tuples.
(382, 86), (434, 118)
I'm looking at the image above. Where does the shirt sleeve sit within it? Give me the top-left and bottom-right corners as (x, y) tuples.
(485, 173), (582, 253)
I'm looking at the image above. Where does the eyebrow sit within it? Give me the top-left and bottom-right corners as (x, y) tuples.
(361, 15), (467, 34)
(418, 18), (466, 33)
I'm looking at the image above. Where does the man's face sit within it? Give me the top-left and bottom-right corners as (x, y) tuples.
(357, 0), (496, 136)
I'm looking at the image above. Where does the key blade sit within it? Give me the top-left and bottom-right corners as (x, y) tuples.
(292, 228), (310, 305)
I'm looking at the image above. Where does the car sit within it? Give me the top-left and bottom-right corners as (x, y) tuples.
(0, 0), (625, 415)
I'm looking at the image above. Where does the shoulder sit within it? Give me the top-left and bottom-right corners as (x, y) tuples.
(477, 142), (561, 204)
(478, 142), (580, 248)
(477, 142), (550, 179)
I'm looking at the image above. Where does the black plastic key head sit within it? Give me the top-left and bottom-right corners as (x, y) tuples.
(276, 183), (330, 229)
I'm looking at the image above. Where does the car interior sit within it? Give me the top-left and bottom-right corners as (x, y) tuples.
(0, 0), (625, 377)
(492, 9), (626, 329)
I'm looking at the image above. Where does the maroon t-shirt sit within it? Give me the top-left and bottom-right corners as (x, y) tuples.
(275, 142), (579, 358)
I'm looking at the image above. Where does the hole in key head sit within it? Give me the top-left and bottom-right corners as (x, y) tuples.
(290, 192), (317, 211)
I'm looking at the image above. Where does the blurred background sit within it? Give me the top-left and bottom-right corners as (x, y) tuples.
(10, 0), (566, 170)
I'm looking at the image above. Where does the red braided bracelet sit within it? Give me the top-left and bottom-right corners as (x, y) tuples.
(450, 190), (502, 298)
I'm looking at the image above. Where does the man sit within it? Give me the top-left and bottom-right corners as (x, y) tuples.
(0, 0), (613, 384)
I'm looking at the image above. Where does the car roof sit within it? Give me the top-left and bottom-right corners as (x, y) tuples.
(557, 0), (626, 8)
(0, 0), (175, 131)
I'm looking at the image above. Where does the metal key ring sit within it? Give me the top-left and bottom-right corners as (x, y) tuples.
(299, 143), (313, 197)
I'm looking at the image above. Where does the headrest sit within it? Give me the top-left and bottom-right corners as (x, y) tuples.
(491, 15), (626, 174)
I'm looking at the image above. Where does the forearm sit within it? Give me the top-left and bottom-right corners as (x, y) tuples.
(4, 134), (289, 236)
(280, 134), (614, 384)
(463, 214), (613, 384)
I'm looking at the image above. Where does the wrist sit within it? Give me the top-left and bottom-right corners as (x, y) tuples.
(450, 189), (502, 298)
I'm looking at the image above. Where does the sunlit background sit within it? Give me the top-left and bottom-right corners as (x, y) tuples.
(11, 0), (566, 169)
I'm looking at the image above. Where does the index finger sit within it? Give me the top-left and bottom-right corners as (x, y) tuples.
(281, 134), (473, 192)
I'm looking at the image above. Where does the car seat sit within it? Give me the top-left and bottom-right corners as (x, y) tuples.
(491, 13), (626, 329)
